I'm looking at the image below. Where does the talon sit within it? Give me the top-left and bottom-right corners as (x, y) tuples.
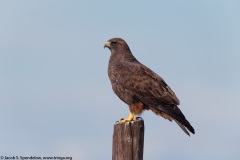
(118, 118), (129, 124)
(136, 117), (142, 120)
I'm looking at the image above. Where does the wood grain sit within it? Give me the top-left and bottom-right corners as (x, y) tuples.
(112, 120), (144, 160)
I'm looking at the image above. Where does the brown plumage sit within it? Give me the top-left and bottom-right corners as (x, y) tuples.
(104, 38), (195, 136)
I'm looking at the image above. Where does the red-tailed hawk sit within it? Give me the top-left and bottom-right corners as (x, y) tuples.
(104, 38), (195, 136)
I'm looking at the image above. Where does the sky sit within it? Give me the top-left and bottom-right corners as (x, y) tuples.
(0, 0), (240, 159)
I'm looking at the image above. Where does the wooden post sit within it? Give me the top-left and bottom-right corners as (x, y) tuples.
(112, 120), (144, 160)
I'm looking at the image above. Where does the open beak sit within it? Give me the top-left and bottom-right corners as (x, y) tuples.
(104, 41), (110, 48)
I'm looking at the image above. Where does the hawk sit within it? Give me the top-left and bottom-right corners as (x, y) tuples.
(104, 38), (195, 136)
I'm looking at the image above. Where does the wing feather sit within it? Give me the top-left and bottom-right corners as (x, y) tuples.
(125, 62), (179, 105)
(110, 61), (179, 104)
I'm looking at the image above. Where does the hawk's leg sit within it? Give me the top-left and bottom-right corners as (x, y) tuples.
(118, 112), (137, 123)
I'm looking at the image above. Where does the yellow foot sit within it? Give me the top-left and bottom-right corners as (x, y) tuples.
(118, 112), (139, 124)
(118, 118), (138, 123)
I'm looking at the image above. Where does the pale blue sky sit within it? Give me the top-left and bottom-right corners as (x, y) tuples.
(0, 1), (240, 159)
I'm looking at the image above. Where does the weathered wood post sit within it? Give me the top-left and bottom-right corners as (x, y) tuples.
(112, 120), (144, 160)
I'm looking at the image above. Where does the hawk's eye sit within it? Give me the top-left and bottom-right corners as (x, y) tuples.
(112, 41), (118, 45)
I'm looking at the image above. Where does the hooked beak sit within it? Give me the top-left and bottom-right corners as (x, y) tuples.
(104, 41), (110, 49)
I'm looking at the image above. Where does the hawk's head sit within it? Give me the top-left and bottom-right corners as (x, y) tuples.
(104, 38), (130, 53)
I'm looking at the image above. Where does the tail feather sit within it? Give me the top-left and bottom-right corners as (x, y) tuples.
(136, 96), (195, 136)
(153, 105), (195, 136)
(181, 118), (195, 135)
(175, 120), (190, 136)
